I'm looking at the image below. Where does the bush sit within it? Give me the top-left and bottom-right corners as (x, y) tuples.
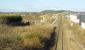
(0, 15), (22, 25)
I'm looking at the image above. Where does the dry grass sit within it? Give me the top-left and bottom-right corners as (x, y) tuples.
(0, 23), (54, 50)
(71, 24), (85, 47)
(0, 14), (55, 50)
(14, 24), (54, 49)
(2, 13), (85, 50)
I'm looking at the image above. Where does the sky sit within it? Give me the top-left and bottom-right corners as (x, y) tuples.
(0, 0), (85, 12)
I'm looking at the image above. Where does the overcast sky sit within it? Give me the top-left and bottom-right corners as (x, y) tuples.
(0, 0), (85, 12)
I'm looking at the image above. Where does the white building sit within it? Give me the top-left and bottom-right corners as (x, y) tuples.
(66, 13), (85, 29)
(81, 22), (85, 29)
(66, 14), (80, 24)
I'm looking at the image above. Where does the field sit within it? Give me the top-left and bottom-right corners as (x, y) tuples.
(0, 13), (85, 50)
(0, 14), (56, 50)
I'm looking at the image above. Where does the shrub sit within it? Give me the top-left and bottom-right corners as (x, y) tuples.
(0, 15), (22, 25)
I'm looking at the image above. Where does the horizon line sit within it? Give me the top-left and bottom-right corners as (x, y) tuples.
(0, 9), (85, 12)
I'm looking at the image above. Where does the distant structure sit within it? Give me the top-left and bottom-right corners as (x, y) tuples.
(78, 13), (85, 29)
(40, 15), (48, 23)
(40, 14), (60, 25)
(40, 12), (85, 29)
(66, 13), (85, 29)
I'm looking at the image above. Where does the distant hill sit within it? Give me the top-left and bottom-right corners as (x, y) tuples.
(0, 10), (85, 16)
(40, 10), (66, 14)
(40, 10), (79, 14)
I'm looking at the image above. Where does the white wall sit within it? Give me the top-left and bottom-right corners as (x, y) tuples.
(81, 22), (85, 29)
(66, 14), (85, 29)
(68, 14), (80, 24)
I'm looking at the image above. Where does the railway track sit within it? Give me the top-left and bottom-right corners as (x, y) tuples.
(53, 25), (64, 50)
(53, 15), (64, 50)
